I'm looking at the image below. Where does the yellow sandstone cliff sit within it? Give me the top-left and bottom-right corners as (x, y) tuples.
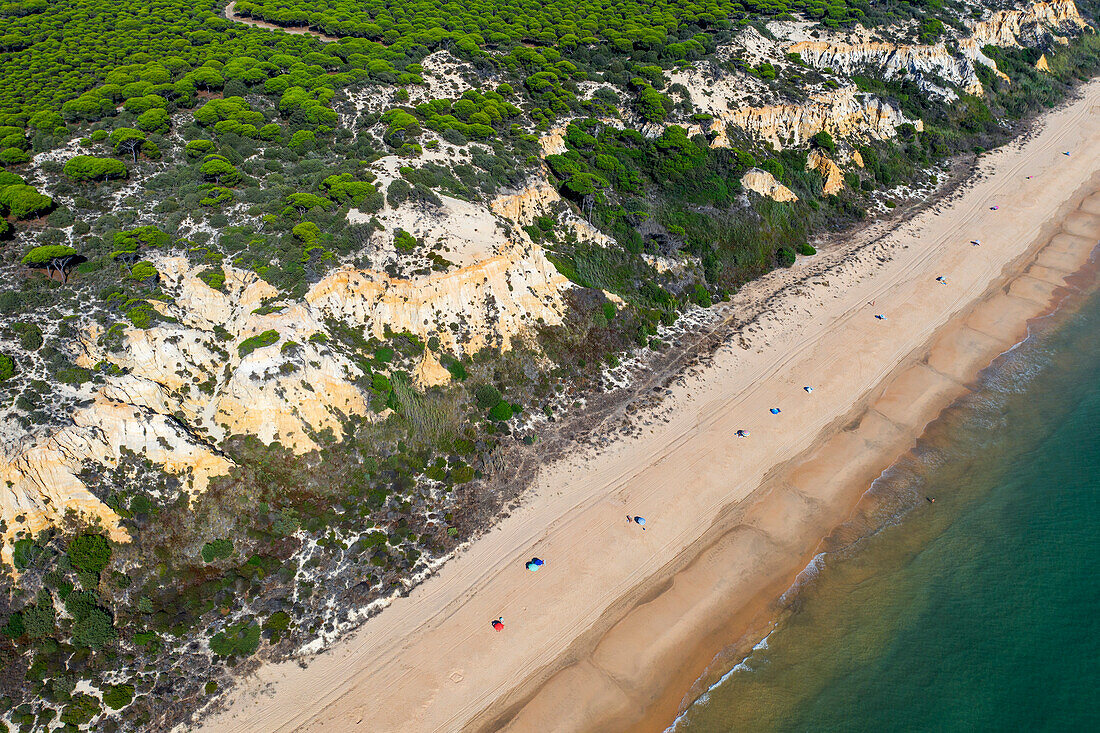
(741, 168), (799, 202)
(808, 150), (845, 196)
(2, 230), (572, 558)
(789, 1), (1088, 96)
(714, 87), (918, 150)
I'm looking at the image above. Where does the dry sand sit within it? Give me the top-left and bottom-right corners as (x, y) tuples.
(198, 80), (1100, 733)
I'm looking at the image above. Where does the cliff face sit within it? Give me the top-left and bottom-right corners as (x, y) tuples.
(307, 240), (570, 355)
(714, 87), (918, 150)
(789, 1), (1089, 96)
(741, 168), (799, 202)
(2, 231), (571, 556)
(970, 0), (1090, 47)
(808, 150), (845, 196)
(789, 40), (998, 95)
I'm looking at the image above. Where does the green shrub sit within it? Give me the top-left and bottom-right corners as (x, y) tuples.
(200, 538), (233, 563)
(690, 283), (712, 307)
(238, 329), (279, 358)
(2, 611), (24, 638)
(798, 243), (816, 256)
(198, 268), (226, 291)
(0, 353), (14, 381)
(60, 693), (100, 725)
(57, 366), (91, 385)
(24, 610), (54, 645)
(127, 302), (156, 329)
(474, 384), (501, 408)
(129, 260), (158, 281)
(210, 621), (260, 657)
(263, 611), (290, 632)
(370, 373), (391, 394)
(12, 538), (39, 568)
(488, 400), (513, 421)
(102, 684), (135, 710)
(393, 229), (418, 251)
(72, 608), (116, 649)
(68, 533), (111, 572)
(292, 221), (320, 243)
(810, 131), (836, 153)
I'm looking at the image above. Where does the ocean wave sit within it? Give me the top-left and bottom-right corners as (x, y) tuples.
(664, 631), (775, 732)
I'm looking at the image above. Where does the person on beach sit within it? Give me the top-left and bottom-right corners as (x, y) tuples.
(875, 314), (887, 320)
(736, 429), (750, 437)
(804, 386), (813, 393)
(491, 617), (504, 631)
(936, 276), (947, 284)
(971, 239), (981, 246)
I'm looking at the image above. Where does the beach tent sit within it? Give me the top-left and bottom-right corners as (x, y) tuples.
(633, 516), (646, 526)
(526, 558), (544, 571)
(770, 408), (781, 414)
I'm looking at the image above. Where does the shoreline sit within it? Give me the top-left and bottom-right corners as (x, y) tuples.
(198, 81), (1100, 733)
(664, 237), (1100, 733)
(645, 188), (1100, 733)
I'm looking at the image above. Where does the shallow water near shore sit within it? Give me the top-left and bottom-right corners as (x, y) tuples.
(671, 267), (1100, 732)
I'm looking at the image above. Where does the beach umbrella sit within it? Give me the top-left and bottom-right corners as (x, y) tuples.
(492, 617), (504, 631)
(526, 558), (544, 571)
(633, 516), (646, 526)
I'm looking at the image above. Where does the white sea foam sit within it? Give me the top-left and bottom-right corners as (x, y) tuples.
(663, 631), (774, 732)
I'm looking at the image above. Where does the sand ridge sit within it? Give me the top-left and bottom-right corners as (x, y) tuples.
(197, 80), (1100, 733)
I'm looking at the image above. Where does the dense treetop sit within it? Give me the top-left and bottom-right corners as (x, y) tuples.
(0, 0), (869, 119)
(233, 0), (867, 47)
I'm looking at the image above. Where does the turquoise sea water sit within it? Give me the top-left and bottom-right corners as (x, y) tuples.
(673, 268), (1100, 732)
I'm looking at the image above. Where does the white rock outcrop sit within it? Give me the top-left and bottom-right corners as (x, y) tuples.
(789, 1), (1089, 96)
(2, 227), (572, 557)
(713, 87), (918, 150)
(789, 39), (1000, 96)
(969, 1), (1090, 48)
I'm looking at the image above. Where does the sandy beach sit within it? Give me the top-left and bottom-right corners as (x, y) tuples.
(198, 79), (1100, 733)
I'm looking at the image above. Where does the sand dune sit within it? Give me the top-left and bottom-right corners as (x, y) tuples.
(198, 79), (1100, 733)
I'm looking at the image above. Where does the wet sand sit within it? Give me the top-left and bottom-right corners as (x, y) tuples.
(198, 81), (1100, 733)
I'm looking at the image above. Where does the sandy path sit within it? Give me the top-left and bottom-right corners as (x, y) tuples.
(198, 80), (1100, 733)
(224, 2), (340, 43)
